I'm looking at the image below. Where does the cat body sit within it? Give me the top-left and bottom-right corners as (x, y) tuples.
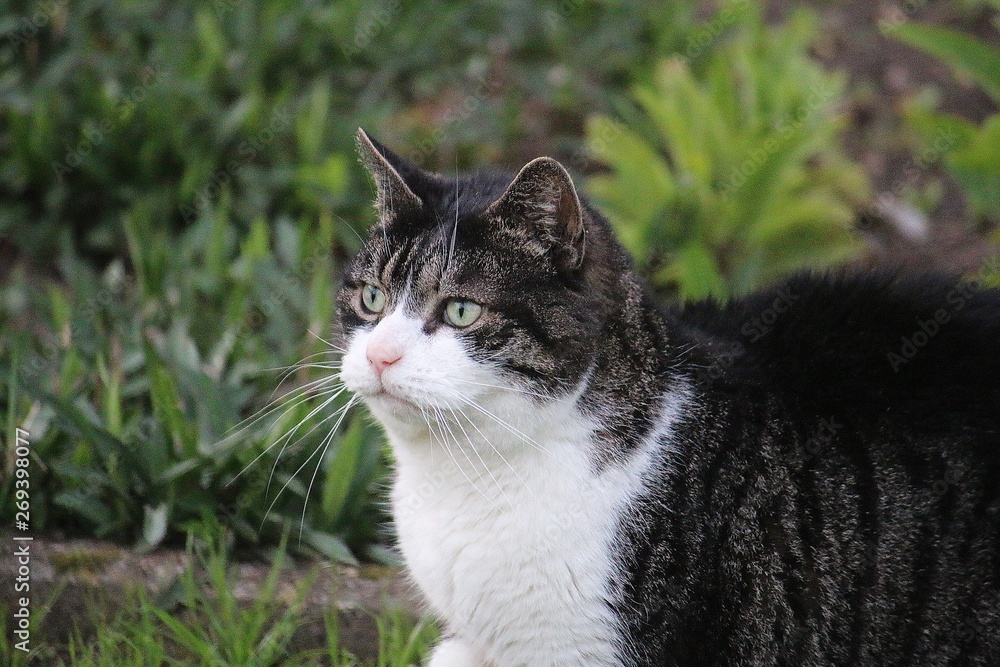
(617, 274), (1000, 666)
(337, 129), (1000, 666)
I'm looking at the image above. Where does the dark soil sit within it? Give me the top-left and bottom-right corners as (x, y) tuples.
(774, 0), (999, 272)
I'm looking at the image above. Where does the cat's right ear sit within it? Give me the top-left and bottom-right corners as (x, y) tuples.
(356, 128), (423, 219)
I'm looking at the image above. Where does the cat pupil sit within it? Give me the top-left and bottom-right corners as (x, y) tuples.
(361, 284), (384, 313)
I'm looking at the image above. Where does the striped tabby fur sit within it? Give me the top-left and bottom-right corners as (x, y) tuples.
(336, 129), (1000, 666)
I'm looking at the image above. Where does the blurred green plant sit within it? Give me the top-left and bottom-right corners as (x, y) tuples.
(0, 0), (360, 259)
(371, 0), (697, 168)
(0, 0), (698, 261)
(956, 0), (1000, 15)
(586, 6), (871, 299)
(887, 22), (1000, 229)
(0, 591), (52, 667)
(1, 204), (387, 563)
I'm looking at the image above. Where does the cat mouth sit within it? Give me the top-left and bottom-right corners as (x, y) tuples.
(370, 388), (419, 411)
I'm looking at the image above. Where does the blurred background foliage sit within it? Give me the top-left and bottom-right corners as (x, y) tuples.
(1, 0), (998, 563)
(588, 6), (870, 299)
(891, 21), (1000, 223)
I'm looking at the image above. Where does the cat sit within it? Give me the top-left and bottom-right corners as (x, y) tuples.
(336, 128), (1000, 666)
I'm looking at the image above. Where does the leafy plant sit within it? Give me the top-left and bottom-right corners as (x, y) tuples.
(0, 0), (354, 260)
(149, 528), (308, 666)
(1, 201), (385, 562)
(0, 0), (699, 262)
(886, 22), (1000, 227)
(0, 598), (55, 667)
(586, 6), (871, 299)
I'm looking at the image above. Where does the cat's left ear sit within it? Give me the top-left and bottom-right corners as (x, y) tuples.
(487, 157), (586, 269)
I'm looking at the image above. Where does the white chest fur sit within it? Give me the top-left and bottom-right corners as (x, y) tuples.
(388, 409), (651, 667)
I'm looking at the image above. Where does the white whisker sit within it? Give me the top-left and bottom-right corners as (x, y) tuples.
(266, 368), (342, 403)
(258, 350), (342, 375)
(332, 212), (366, 244)
(223, 375), (342, 453)
(299, 395), (360, 538)
(450, 377), (551, 400)
(424, 406), (498, 508)
(455, 395), (576, 473)
(230, 384), (348, 485)
(264, 386), (352, 495)
(306, 328), (345, 352)
(260, 395), (358, 535)
(445, 405), (515, 506)
(447, 158), (459, 270)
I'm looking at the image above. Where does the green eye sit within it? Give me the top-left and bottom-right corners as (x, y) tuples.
(444, 299), (482, 328)
(361, 284), (386, 314)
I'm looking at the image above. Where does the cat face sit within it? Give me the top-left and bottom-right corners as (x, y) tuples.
(337, 130), (603, 435)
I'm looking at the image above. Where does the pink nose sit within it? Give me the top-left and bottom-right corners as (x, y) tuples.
(366, 339), (402, 378)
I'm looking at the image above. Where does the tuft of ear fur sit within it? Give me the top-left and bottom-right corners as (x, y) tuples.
(486, 157), (586, 269)
(356, 128), (423, 219)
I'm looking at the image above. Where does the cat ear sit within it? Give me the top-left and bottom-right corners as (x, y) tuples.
(487, 157), (586, 269)
(356, 128), (423, 219)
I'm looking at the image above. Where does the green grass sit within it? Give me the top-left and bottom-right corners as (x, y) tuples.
(886, 21), (1000, 226)
(1, 523), (437, 667)
(0, 0), (696, 260)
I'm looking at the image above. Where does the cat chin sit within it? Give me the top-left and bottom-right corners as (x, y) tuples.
(364, 391), (421, 417)
(361, 391), (448, 437)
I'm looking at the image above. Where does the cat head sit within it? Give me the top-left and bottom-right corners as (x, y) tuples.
(337, 129), (631, 441)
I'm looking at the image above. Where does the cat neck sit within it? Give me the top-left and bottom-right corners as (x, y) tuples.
(578, 269), (685, 465)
